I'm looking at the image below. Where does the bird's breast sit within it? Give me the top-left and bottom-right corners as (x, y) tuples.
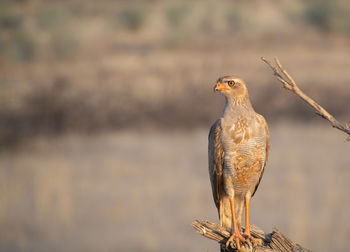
(221, 116), (267, 187)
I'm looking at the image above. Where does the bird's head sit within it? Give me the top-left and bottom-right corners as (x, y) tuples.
(214, 76), (248, 99)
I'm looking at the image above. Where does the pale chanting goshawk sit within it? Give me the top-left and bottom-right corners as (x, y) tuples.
(208, 76), (270, 250)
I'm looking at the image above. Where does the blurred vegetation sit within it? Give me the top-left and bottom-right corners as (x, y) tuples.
(304, 0), (350, 33)
(0, 0), (349, 63)
(165, 3), (190, 27)
(118, 8), (147, 31)
(0, 0), (350, 147)
(0, 6), (34, 62)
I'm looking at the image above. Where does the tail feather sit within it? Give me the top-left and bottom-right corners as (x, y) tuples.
(219, 196), (232, 252)
(234, 195), (244, 231)
(219, 196), (232, 231)
(219, 195), (244, 232)
(218, 196), (244, 251)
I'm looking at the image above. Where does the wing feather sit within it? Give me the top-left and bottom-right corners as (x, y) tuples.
(208, 119), (225, 210)
(252, 115), (270, 197)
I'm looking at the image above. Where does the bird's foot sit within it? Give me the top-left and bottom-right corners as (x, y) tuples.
(243, 232), (262, 246)
(226, 232), (246, 250)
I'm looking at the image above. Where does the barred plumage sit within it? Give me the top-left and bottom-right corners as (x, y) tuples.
(208, 76), (269, 250)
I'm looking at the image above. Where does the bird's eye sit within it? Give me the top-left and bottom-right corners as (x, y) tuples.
(227, 81), (235, 87)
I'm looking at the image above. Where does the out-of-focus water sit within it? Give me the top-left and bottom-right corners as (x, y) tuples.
(0, 122), (349, 252)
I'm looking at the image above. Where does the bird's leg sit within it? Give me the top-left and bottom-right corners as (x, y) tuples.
(243, 196), (262, 246)
(226, 198), (246, 249)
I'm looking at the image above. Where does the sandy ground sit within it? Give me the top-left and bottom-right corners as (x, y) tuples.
(0, 122), (349, 252)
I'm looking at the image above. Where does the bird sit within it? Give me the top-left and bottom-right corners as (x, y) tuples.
(208, 76), (269, 250)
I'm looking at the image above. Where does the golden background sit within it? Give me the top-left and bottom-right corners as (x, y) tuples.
(0, 1), (350, 251)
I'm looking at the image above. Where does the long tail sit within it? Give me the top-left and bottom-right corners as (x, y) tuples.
(219, 196), (232, 231)
(219, 195), (244, 251)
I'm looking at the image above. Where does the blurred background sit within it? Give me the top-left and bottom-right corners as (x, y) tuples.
(0, 0), (350, 251)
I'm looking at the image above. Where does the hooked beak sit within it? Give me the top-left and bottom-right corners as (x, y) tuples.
(214, 82), (229, 92)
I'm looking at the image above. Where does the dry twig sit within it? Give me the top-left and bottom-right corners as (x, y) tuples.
(261, 57), (350, 142)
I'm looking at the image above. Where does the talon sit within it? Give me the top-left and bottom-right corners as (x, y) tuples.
(239, 233), (246, 243)
(243, 232), (262, 246)
(226, 232), (246, 249)
(225, 234), (239, 249)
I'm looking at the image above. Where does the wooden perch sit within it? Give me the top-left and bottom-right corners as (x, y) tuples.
(192, 220), (311, 252)
(261, 57), (350, 142)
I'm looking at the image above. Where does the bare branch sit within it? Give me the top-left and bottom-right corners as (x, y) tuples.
(261, 57), (350, 142)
